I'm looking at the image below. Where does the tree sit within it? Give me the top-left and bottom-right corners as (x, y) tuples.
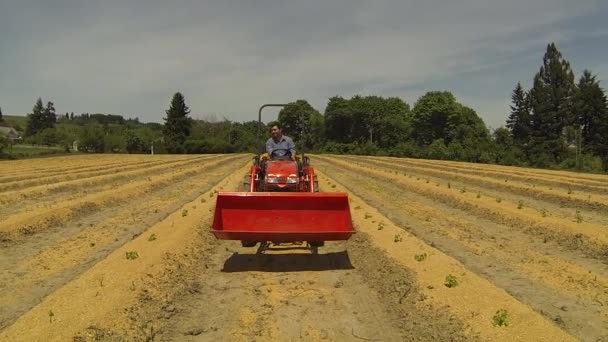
(0, 106), (3, 122)
(410, 91), (459, 145)
(324, 96), (353, 143)
(528, 43), (577, 164)
(277, 100), (323, 151)
(506, 82), (532, 149)
(44, 101), (57, 127)
(162, 92), (192, 153)
(575, 69), (608, 171)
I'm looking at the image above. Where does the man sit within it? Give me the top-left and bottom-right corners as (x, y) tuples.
(266, 123), (296, 161)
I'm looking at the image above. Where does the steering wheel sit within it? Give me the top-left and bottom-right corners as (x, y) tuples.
(270, 148), (293, 160)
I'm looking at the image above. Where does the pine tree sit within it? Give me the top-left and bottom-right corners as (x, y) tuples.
(25, 98), (46, 136)
(0, 106), (3, 122)
(528, 43), (577, 165)
(506, 82), (531, 148)
(575, 70), (608, 170)
(162, 92), (192, 153)
(44, 101), (57, 127)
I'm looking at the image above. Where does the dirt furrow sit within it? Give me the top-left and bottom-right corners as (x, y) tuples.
(314, 157), (608, 341)
(0, 156), (250, 330)
(0, 154), (170, 179)
(346, 156), (608, 214)
(0, 155), (207, 192)
(406, 157), (608, 187)
(316, 156), (608, 261)
(0, 155), (244, 241)
(0, 154), (217, 215)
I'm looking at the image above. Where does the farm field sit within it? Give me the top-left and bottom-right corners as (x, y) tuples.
(0, 154), (606, 341)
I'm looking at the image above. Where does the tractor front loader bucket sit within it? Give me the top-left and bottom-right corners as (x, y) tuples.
(210, 192), (354, 243)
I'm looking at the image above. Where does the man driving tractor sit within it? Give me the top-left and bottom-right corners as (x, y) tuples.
(265, 122), (296, 160)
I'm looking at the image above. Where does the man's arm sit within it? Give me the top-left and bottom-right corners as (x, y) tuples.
(266, 138), (273, 157)
(287, 137), (296, 160)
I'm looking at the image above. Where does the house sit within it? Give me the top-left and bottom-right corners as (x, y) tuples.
(0, 127), (23, 143)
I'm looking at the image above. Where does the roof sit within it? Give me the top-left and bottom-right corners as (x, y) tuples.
(0, 127), (22, 139)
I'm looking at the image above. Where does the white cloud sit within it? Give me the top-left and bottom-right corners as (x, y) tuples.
(1, 0), (605, 125)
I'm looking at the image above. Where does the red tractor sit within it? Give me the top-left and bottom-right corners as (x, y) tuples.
(210, 104), (354, 254)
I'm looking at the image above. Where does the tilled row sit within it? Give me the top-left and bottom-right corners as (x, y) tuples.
(0, 156), (250, 331)
(314, 158), (607, 341)
(407, 157), (608, 186)
(0, 155), (209, 191)
(0, 154), (170, 178)
(316, 156), (608, 260)
(0, 155), (218, 213)
(0, 160), (251, 341)
(0, 155), (244, 242)
(347, 156), (608, 213)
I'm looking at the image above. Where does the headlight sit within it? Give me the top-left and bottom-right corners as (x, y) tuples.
(266, 175), (278, 184)
(287, 174), (298, 184)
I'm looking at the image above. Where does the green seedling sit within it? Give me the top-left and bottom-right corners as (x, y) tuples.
(126, 251), (139, 260)
(445, 274), (459, 288)
(377, 222), (385, 230)
(414, 253), (427, 262)
(148, 233), (157, 242)
(492, 309), (510, 326)
(182, 209), (188, 217)
(575, 210), (583, 223)
(394, 234), (403, 242)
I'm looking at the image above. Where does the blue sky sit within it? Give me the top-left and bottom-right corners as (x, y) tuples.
(1, 0), (607, 129)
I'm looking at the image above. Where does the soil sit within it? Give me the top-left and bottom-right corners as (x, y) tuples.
(1, 154), (599, 341)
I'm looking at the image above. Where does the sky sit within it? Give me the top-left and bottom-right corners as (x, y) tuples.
(1, 0), (607, 129)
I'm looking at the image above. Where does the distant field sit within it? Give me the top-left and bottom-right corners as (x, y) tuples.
(1, 115), (27, 130)
(2, 144), (66, 159)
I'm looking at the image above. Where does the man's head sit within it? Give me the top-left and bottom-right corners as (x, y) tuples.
(270, 123), (282, 140)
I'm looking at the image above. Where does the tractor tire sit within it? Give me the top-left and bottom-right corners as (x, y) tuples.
(243, 174), (251, 192)
(241, 240), (257, 248)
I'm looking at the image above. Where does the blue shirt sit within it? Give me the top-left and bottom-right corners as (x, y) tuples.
(266, 135), (295, 157)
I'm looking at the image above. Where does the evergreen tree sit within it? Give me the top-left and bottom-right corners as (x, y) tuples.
(528, 43), (576, 165)
(44, 101), (57, 127)
(162, 92), (192, 153)
(0, 106), (3, 121)
(506, 82), (531, 146)
(25, 98), (46, 136)
(575, 69), (608, 170)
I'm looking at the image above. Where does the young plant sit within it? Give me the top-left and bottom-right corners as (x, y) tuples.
(126, 251), (139, 260)
(492, 309), (510, 326)
(414, 253), (427, 262)
(444, 274), (459, 288)
(148, 233), (157, 242)
(182, 209), (188, 217)
(575, 210), (583, 223)
(517, 200), (524, 209)
(394, 234), (403, 242)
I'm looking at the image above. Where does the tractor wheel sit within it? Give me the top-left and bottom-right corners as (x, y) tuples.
(243, 174), (251, 192)
(241, 240), (256, 248)
(313, 175), (320, 192)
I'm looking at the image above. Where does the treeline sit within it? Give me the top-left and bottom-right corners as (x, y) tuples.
(4, 42), (607, 172)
